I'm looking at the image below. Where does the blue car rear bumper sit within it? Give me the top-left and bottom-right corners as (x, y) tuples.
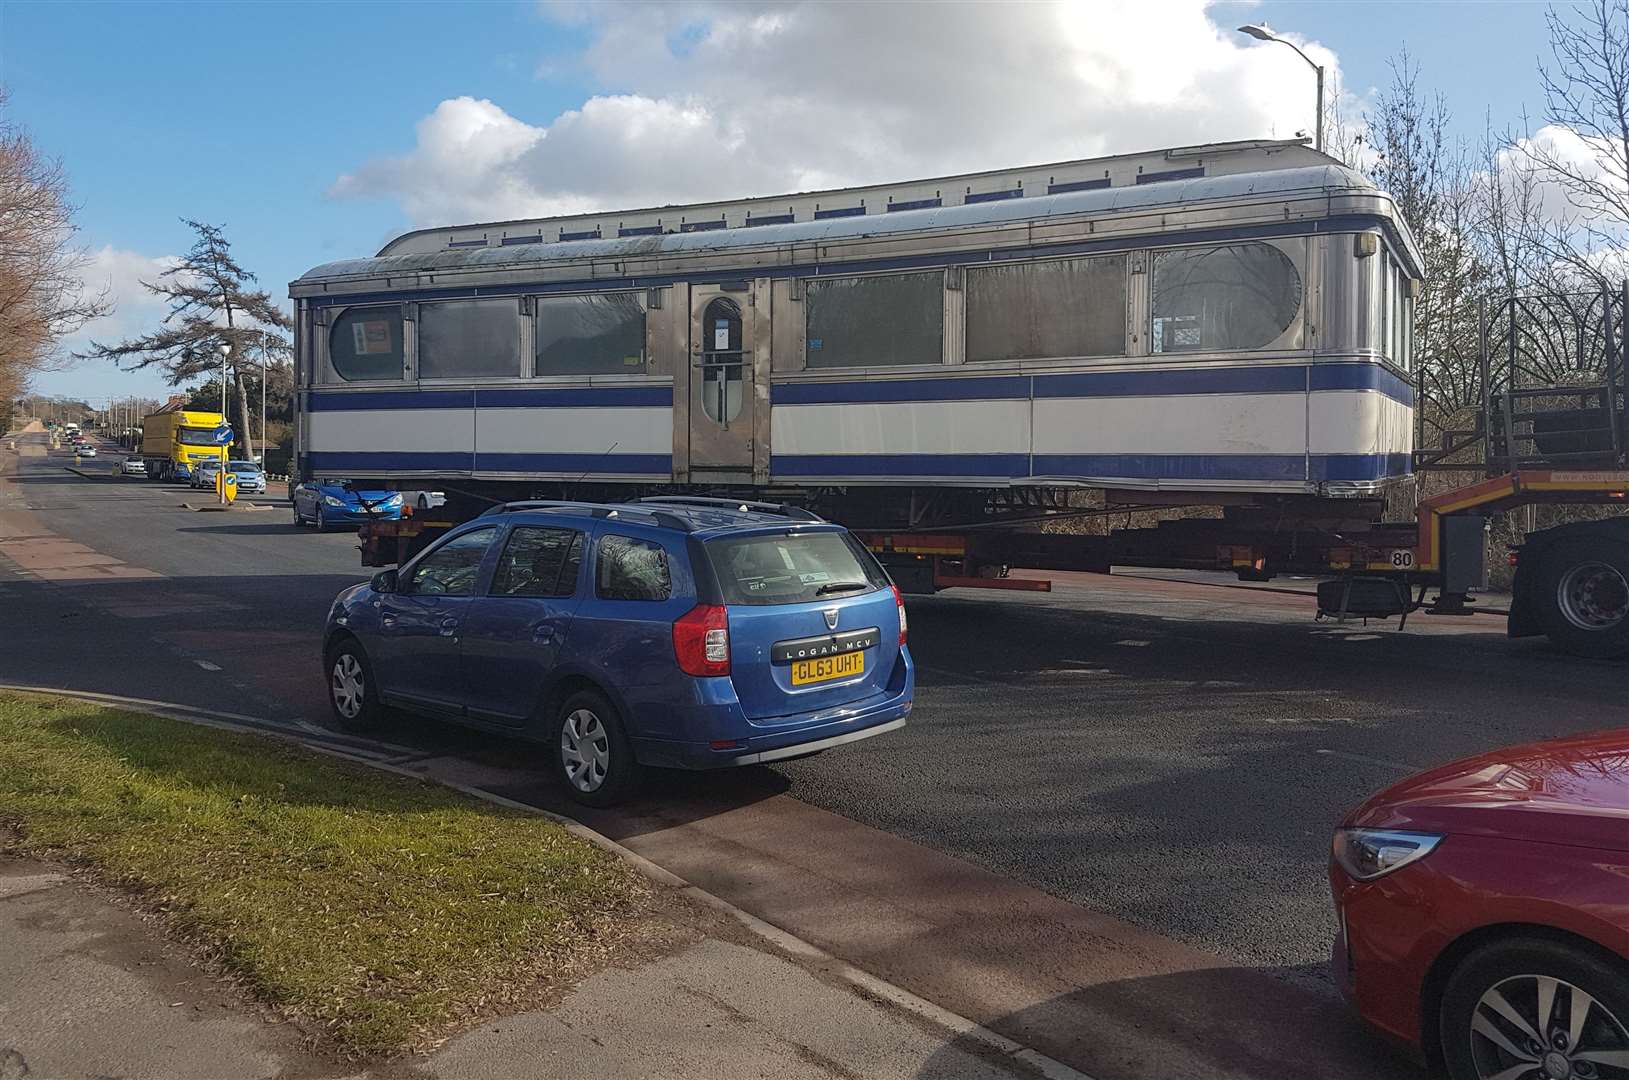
(628, 651), (914, 769)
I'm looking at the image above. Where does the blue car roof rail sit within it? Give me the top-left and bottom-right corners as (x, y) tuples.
(482, 499), (695, 532)
(635, 495), (825, 523)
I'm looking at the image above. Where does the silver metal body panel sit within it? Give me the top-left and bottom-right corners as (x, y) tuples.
(291, 147), (1422, 498)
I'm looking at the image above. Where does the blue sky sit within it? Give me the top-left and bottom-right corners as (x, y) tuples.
(6, 0), (1559, 401)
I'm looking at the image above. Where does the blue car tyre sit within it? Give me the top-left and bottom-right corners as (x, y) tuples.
(553, 688), (644, 807)
(325, 637), (384, 730)
(315, 504), (330, 533)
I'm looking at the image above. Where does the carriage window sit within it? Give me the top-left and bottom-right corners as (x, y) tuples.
(535, 293), (646, 375)
(967, 256), (1126, 362)
(1392, 267), (1407, 368)
(1380, 252), (1393, 361)
(329, 307), (404, 381)
(1150, 242), (1302, 354)
(418, 299), (521, 378)
(805, 272), (944, 368)
(1401, 290), (1414, 371)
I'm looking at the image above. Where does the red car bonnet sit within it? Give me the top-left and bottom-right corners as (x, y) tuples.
(1343, 729), (1629, 853)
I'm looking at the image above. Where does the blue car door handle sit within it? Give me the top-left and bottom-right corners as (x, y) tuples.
(439, 616), (459, 637)
(532, 623), (554, 644)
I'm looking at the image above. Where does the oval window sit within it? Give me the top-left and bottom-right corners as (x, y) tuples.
(329, 307), (404, 381)
(1151, 243), (1302, 354)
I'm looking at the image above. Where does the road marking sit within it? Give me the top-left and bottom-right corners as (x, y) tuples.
(1314, 748), (1418, 772)
(192, 660), (221, 671)
(1114, 639), (1151, 647)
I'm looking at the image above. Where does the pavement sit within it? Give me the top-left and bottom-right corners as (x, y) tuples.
(0, 858), (1029, 1080)
(6, 423), (1625, 1078)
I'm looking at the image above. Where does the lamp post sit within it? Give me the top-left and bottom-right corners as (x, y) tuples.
(218, 341), (232, 415)
(259, 339), (267, 466)
(1237, 24), (1325, 154)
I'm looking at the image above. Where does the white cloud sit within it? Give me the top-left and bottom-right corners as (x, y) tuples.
(30, 247), (181, 401)
(330, 0), (1344, 228)
(1500, 122), (1629, 225)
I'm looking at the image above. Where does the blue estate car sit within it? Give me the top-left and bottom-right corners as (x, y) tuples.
(321, 498), (913, 805)
(292, 480), (403, 530)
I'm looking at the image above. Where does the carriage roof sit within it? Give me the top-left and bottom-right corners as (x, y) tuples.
(296, 151), (1420, 290)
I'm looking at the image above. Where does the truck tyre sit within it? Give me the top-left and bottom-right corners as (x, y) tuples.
(324, 637), (385, 730)
(1535, 537), (1629, 658)
(550, 689), (644, 807)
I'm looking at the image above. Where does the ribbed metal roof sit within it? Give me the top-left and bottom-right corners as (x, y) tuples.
(297, 164), (1406, 284)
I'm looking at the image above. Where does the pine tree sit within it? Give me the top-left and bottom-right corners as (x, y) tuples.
(78, 220), (289, 459)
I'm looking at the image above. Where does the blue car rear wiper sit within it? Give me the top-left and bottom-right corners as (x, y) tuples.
(815, 581), (870, 596)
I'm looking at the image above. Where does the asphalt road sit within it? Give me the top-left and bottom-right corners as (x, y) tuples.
(5, 433), (1623, 992)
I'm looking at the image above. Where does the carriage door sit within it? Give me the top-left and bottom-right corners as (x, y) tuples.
(687, 289), (757, 481)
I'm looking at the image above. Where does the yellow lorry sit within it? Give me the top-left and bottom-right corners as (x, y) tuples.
(139, 410), (230, 482)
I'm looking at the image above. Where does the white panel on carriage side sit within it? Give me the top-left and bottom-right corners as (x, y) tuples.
(306, 408), (475, 453)
(475, 407), (672, 454)
(771, 400), (1031, 455)
(1032, 395), (1308, 455)
(1307, 392), (1413, 455)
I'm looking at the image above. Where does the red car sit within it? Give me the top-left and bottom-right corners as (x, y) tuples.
(1331, 730), (1629, 1080)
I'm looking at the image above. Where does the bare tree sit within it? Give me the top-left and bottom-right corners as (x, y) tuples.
(1526, 0), (1629, 280)
(1363, 56), (1490, 434)
(77, 220), (289, 459)
(0, 88), (111, 414)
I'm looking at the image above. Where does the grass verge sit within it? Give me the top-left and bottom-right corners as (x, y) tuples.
(0, 692), (644, 1056)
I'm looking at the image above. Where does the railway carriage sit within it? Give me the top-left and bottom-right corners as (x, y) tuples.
(290, 138), (1422, 523)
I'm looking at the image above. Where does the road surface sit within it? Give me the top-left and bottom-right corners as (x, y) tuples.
(6, 429), (1619, 1077)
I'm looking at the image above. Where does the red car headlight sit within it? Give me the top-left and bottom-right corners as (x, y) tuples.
(1332, 828), (1443, 881)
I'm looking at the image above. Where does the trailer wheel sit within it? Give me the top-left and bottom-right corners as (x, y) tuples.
(1536, 537), (1629, 658)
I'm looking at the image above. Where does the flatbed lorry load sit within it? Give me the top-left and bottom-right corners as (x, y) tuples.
(139, 410), (230, 482)
(287, 136), (1629, 658)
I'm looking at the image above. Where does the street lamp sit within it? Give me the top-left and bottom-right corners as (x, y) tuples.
(1237, 24), (1325, 154)
(218, 341), (232, 417)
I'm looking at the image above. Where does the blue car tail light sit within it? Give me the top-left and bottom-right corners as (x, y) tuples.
(674, 604), (730, 676)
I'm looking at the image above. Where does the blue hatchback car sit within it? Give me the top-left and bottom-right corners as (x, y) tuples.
(293, 480), (403, 530)
(322, 498), (913, 805)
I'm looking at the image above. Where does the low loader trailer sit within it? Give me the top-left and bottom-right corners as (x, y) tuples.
(347, 285), (1629, 660)
(285, 147), (1629, 658)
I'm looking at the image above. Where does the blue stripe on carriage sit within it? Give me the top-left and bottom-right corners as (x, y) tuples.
(772, 454), (1032, 477)
(1307, 363), (1416, 406)
(306, 390), (475, 411)
(772, 376), (1032, 404)
(475, 452), (671, 473)
(305, 386), (672, 411)
(770, 453), (1414, 482)
(1032, 366), (1307, 397)
(308, 452), (466, 471)
(1031, 454), (1309, 480)
(771, 363), (1411, 406)
(1311, 453), (1415, 481)
(306, 452), (671, 474)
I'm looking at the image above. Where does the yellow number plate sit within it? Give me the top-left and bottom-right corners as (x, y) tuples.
(791, 651), (864, 686)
